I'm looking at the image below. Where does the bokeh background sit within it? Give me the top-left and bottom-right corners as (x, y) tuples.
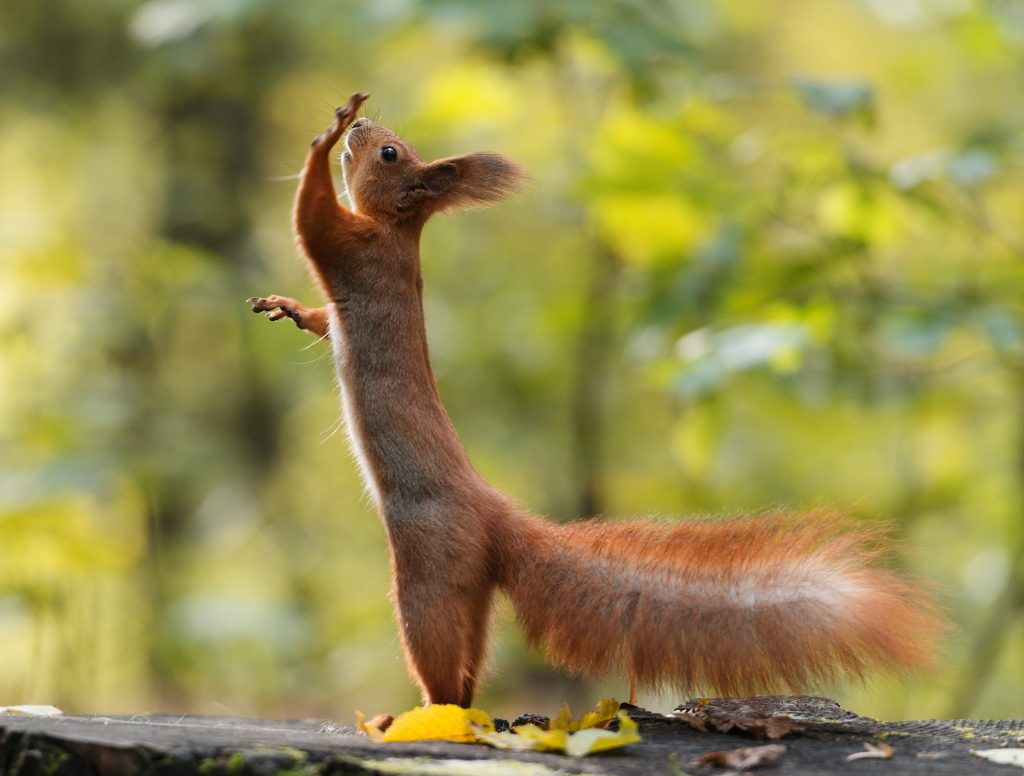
(2, 0), (1023, 722)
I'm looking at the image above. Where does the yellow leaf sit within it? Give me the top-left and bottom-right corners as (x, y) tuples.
(507, 724), (570, 752)
(355, 701), (639, 758)
(564, 712), (641, 757)
(549, 705), (575, 732)
(576, 698), (621, 730)
(549, 697), (619, 732)
(381, 705), (494, 743)
(481, 711), (640, 757)
(476, 724), (568, 753)
(354, 710), (384, 742)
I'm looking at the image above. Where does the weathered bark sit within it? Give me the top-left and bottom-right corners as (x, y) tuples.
(2, 696), (1021, 776)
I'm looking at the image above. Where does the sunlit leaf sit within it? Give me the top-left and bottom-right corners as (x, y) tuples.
(480, 723), (568, 753)
(592, 194), (708, 266)
(548, 697), (619, 732)
(0, 705), (64, 716)
(380, 705), (495, 743)
(564, 712), (640, 757)
(477, 712), (640, 757)
(574, 698), (621, 731)
(415, 64), (521, 132)
(816, 182), (903, 245)
(353, 710), (385, 742)
(972, 748), (1024, 767)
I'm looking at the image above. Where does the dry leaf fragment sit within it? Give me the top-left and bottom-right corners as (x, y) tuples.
(972, 748), (1024, 767)
(576, 697), (621, 730)
(695, 743), (786, 769)
(564, 712), (641, 757)
(549, 697), (620, 732)
(846, 742), (895, 761)
(477, 711), (641, 757)
(0, 705), (63, 716)
(354, 710), (385, 742)
(477, 723), (568, 753)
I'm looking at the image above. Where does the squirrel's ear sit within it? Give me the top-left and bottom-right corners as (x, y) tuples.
(418, 153), (526, 214)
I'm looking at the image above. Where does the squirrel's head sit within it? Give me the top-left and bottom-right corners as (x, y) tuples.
(342, 118), (525, 223)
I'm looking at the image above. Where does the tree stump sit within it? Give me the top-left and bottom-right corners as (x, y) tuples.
(1, 696), (1021, 775)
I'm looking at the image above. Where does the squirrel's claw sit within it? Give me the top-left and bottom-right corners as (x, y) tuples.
(337, 91), (371, 122)
(249, 295), (301, 319)
(248, 295), (329, 339)
(312, 91), (371, 149)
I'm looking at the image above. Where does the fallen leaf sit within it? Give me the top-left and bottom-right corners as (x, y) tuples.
(480, 723), (568, 753)
(565, 712), (641, 756)
(846, 742), (895, 761)
(574, 698), (621, 731)
(972, 748), (1024, 767)
(475, 726), (557, 753)
(548, 698), (620, 733)
(357, 705), (494, 743)
(477, 711), (640, 757)
(0, 706), (63, 716)
(356, 701), (640, 756)
(695, 743), (786, 769)
(354, 710), (385, 742)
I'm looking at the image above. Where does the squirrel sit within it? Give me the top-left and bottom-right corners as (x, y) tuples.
(249, 91), (942, 708)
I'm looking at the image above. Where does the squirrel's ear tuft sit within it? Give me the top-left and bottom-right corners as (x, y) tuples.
(419, 153), (527, 214)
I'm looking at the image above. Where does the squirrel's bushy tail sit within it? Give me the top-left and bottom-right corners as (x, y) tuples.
(499, 511), (942, 695)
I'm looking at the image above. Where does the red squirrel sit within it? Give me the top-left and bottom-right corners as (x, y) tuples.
(249, 92), (941, 707)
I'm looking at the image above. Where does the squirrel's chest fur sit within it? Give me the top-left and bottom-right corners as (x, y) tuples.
(326, 283), (493, 533)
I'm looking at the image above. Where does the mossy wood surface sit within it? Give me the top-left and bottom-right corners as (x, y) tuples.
(2, 696), (1022, 775)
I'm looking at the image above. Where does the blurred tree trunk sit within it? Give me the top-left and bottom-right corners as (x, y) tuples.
(570, 242), (620, 518)
(944, 367), (1024, 717)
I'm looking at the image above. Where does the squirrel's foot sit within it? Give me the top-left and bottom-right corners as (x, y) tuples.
(248, 295), (329, 339)
(311, 91), (371, 150)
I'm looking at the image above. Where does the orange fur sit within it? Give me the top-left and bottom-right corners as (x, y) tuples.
(250, 93), (943, 706)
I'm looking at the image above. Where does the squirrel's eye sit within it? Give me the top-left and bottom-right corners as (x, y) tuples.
(380, 146), (398, 163)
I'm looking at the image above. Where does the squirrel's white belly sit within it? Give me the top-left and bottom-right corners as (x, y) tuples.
(329, 306), (383, 508)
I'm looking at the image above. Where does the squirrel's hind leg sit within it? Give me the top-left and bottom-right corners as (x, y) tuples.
(394, 581), (494, 707)
(458, 588), (495, 707)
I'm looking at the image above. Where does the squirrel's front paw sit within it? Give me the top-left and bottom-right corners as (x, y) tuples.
(311, 91), (371, 149)
(248, 295), (329, 339)
(248, 296), (307, 323)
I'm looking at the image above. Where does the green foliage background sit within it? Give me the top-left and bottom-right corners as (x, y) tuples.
(2, 0), (1022, 721)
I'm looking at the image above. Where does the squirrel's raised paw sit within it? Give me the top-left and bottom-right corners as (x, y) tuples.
(248, 294), (306, 320)
(311, 91), (371, 149)
(248, 295), (329, 339)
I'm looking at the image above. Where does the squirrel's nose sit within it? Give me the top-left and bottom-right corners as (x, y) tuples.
(351, 118), (370, 129)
